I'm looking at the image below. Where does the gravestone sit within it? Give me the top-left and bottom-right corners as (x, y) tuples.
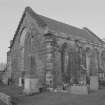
(90, 76), (99, 90)
(23, 78), (40, 95)
(18, 77), (22, 87)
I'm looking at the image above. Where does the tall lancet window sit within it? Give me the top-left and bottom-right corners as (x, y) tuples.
(20, 28), (28, 47)
(64, 51), (69, 74)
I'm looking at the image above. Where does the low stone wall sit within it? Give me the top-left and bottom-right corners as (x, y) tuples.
(69, 85), (88, 95)
(0, 92), (13, 105)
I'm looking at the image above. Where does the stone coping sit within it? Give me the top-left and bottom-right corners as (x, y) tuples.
(0, 92), (16, 105)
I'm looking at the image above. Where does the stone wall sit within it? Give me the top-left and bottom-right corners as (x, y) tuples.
(8, 12), (47, 88)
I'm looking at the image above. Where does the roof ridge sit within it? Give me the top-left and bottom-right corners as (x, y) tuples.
(39, 15), (82, 31)
(25, 7), (84, 32)
(25, 7), (103, 44)
(83, 27), (103, 43)
(10, 6), (103, 48)
(25, 6), (47, 27)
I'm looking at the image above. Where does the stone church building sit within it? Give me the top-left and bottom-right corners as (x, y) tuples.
(6, 7), (105, 93)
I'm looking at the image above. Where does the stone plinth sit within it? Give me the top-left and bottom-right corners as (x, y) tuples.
(23, 78), (40, 95)
(69, 85), (88, 95)
(90, 76), (99, 90)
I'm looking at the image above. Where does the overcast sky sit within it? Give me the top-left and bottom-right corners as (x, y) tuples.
(0, 0), (105, 63)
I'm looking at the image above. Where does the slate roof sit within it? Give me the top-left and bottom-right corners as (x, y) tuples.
(10, 7), (103, 48)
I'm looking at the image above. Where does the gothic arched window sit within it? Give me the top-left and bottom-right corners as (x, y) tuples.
(20, 28), (28, 47)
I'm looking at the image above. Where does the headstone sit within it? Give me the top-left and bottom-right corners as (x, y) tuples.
(90, 76), (99, 90)
(19, 77), (22, 87)
(23, 78), (39, 95)
(69, 85), (88, 95)
(30, 78), (40, 93)
(23, 78), (30, 95)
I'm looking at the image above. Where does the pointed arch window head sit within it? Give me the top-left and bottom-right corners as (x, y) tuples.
(20, 27), (28, 47)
